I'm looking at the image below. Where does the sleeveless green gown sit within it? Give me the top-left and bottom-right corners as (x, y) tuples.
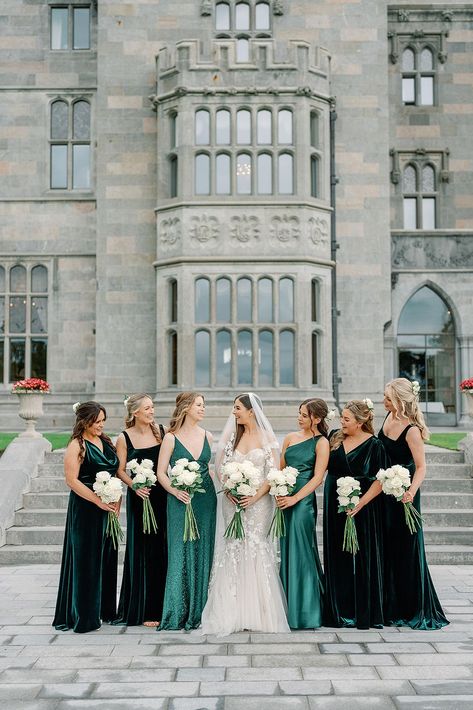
(323, 434), (387, 629)
(378, 422), (449, 629)
(279, 436), (324, 629)
(114, 428), (168, 625)
(159, 434), (217, 630)
(53, 439), (119, 633)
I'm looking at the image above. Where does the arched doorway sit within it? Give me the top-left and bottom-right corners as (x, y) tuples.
(397, 286), (456, 425)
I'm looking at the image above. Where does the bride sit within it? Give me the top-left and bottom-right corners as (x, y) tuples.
(201, 392), (289, 635)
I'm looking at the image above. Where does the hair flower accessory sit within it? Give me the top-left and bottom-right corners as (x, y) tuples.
(123, 396), (130, 409)
(326, 409), (338, 422)
(411, 380), (421, 397)
(363, 398), (374, 411)
(72, 402), (81, 414)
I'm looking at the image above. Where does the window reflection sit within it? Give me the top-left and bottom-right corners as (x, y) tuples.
(236, 110), (251, 144)
(257, 110), (272, 144)
(258, 278), (273, 322)
(216, 278), (231, 322)
(238, 329), (252, 384)
(216, 109), (231, 144)
(195, 330), (210, 386)
(280, 330), (294, 385)
(235, 3), (250, 30)
(236, 153), (252, 194)
(216, 329), (232, 385)
(258, 330), (273, 386)
(195, 278), (210, 322)
(237, 278), (252, 322)
(216, 2), (230, 30)
(279, 278), (294, 322)
(278, 153), (293, 194)
(257, 153), (272, 194)
(216, 153), (231, 195)
(255, 2), (270, 30)
(278, 109), (293, 144)
(195, 153), (210, 195)
(236, 38), (250, 62)
(195, 110), (210, 145)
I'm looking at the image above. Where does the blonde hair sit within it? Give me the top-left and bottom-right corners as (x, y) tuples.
(386, 378), (430, 441)
(169, 391), (204, 433)
(330, 400), (374, 451)
(125, 393), (162, 444)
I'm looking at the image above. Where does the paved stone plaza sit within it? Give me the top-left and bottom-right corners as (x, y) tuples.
(0, 565), (471, 709)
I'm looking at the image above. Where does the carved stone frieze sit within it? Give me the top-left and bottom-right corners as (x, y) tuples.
(200, 0), (212, 16)
(392, 235), (473, 269)
(270, 215), (300, 244)
(159, 217), (181, 249)
(230, 215), (260, 243)
(308, 216), (329, 248)
(190, 215), (220, 244)
(273, 0), (285, 15)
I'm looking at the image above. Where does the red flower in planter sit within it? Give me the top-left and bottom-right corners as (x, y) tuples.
(12, 378), (50, 393)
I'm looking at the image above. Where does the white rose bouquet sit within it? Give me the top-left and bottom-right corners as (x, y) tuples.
(266, 465), (299, 539)
(221, 460), (260, 539)
(169, 458), (205, 542)
(376, 465), (424, 534)
(127, 458), (158, 534)
(337, 476), (361, 555)
(93, 471), (124, 550)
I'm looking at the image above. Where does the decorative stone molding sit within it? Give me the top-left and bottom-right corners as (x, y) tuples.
(200, 0), (212, 16)
(190, 215), (220, 244)
(388, 28), (449, 65)
(159, 217), (182, 249)
(391, 233), (473, 269)
(308, 216), (329, 248)
(270, 215), (300, 244)
(230, 215), (260, 243)
(388, 7), (473, 23)
(390, 148), (450, 185)
(273, 0), (285, 15)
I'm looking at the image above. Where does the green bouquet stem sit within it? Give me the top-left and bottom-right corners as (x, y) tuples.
(267, 507), (286, 539)
(106, 511), (124, 550)
(403, 500), (424, 534)
(342, 515), (359, 555)
(142, 497), (158, 535)
(183, 495), (200, 542)
(224, 504), (245, 539)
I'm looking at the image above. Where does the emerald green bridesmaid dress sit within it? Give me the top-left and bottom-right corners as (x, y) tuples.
(159, 434), (217, 630)
(114, 427), (167, 625)
(379, 422), (449, 630)
(323, 434), (387, 629)
(53, 439), (119, 633)
(279, 436), (324, 629)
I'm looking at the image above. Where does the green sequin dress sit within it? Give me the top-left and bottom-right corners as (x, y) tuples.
(159, 434), (217, 630)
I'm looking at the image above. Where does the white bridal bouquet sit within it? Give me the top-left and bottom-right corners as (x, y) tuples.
(127, 458), (158, 534)
(266, 465), (299, 539)
(169, 458), (205, 542)
(376, 465), (424, 534)
(93, 471), (124, 550)
(221, 459), (260, 539)
(337, 476), (361, 555)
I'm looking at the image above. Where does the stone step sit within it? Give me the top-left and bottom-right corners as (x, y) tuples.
(425, 450), (465, 464)
(425, 464), (471, 479)
(424, 545), (473, 565)
(6, 524), (128, 546)
(30, 477), (68, 492)
(422, 478), (473, 492)
(0, 545), (125, 566)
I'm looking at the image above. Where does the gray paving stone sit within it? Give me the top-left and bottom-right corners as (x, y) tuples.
(279, 681), (333, 695)
(433, 641), (473, 653)
(366, 643), (435, 654)
(110, 645), (158, 656)
(57, 702), (167, 710)
(251, 654), (349, 668)
(0, 646), (23, 657)
(52, 635), (140, 645)
(225, 699), (309, 709)
(308, 699), (395, 709)
(250, 632), (335, 643)
(19, 645), (114, 657)
(0, 670), (76, 683)
(10, 635), (57, 645)
(92, 682), (199, 698)
(75, 669), (175, 682)
(302, 666), (379, 680)
(230, 643), (317, 655)
(227, 667), (302, 681)
(394, 698), (473, 709)
(34, 657), (132, 670)
(320, 643), (364, 654)
(130, 656), (202, 668)
(205, 633), (250, 644)
(200, 682), (278, 696)
(0, 657), (36, 670)
(395, 652), (473, 666)
(411, 680), (473, 695)
(332, 680), (415, 695)
(0, 703), (60, 710)
(159, 644), (226, 656)
(204, 656), (250, 667)
(40, 685), (93, 699)
(170, 700), (223, 710)
(175, 668), (225, 681)
(0, 683), (42, 699)
(335, 632), (382, 642)
(378, 665), (473, 680)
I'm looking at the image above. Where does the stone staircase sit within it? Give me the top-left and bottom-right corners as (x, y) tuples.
(0, 447), (472, 565)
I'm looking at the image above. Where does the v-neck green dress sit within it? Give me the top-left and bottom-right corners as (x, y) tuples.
(279, 436), (324, 629)
(159, 434), (217, 630)
(53, 439), (119, 633)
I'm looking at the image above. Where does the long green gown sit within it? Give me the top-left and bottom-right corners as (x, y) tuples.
(53, 439), (119, 633)
(159, 434), (217, 630)
(323, 434), (387, 629)
(279, 436), (324, 629)
(378, 422), (449, 629)
(114, 428), (168, 625)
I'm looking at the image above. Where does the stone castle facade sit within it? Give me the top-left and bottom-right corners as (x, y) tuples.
(1, 1), (472, 430)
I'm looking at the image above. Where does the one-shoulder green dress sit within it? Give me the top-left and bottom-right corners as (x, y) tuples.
(53, 439), (119, 633)
(279, 436), (324, 629)
(159, 434), (217, 630)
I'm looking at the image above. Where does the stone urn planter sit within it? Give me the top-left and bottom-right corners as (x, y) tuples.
(12, 378), (50, 438)
(463, 390), (473, 419)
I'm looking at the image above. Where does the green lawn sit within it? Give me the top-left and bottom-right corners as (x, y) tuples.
(0, 432), (71, 452)
(429, 433), (467, 451)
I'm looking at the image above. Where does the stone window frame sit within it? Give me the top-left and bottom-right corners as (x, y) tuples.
(401, 44), (436, 106)
(48, 95), (93, 192)
(214, 1), (272, 37)
(390, 148), (450, 230)
(192, 274), (297, 388)
(49, 2), (92, 51)
(192, 105), (296, 197)
(0, 262), (50, 386)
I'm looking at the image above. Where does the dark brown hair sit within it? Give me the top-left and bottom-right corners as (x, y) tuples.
(300, 398), (329, 438)
(70, 401), (115, 462)
(233, 393), (263, 452)
(125, 393), (162, 443)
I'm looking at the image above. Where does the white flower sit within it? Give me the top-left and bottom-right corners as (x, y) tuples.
(175, 458), (189, 467)
(229, 470), (244, 483)
(363, 398), (374, 411)
(171, 464), (185, 477)
(337, 484), (353, 497)
(140, 459), (154, 470)
(412, 380), (421, 396)
(351, 496), (360, 505)
(179, 470), (198, 487)
(236, 483), (256, 496)
(146, 472), (157, 485)
(187, 461), (200, 472)
(276, 485), (289, 496)
(126, 459), (140, 473)
(123, 396), (130, 408)
(72, 402), (81, 414)
(326, 408), (338, 422)
(95, 471), (111, 484)
(338, 496), (350, 507)
(133, 472), (147, 485)
(222, 462), (239, 476)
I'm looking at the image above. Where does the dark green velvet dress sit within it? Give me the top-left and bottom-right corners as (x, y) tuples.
(53, 439), (119, 633)
(323, 434), (387, 629)
(279, 436), (324, 629)
(159, 434), (217, 630)
(114, 428), (168, 625)
(378, 422), (449, 630)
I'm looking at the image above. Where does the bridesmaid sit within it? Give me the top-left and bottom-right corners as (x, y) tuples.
(114, 394), (168, 627)
(53, 402), (120, 633)
(157, 391), (217, 630)
(277, 398), (329, 629)
(323, 400), (387, 629)
(379, 378), (449, 629)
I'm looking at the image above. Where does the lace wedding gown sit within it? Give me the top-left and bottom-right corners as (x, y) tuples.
(201, 448), (289, 635)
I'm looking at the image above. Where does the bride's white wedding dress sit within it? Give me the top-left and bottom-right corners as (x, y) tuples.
(201, 447), (289, 635)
